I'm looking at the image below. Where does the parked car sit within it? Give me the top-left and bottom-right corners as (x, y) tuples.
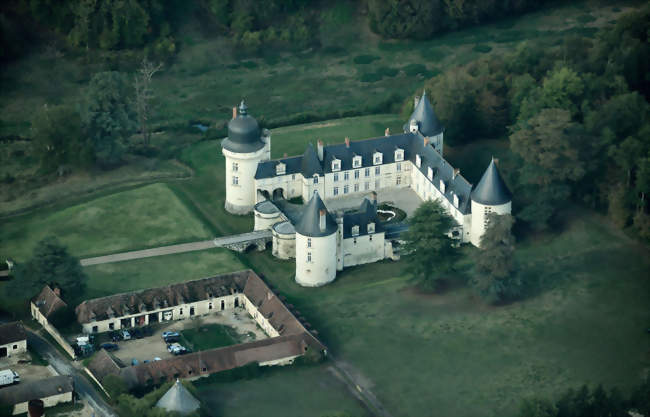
(131, 359), (139, 366)
(167, 343), (187, 355)
(141, 326), (153, 337)
(121, 329), (131, 341)
(110, 331), (121, 342)
(132, 328), (143, 339)
(154, 357), (162, 361)
(0, 369), (20, 387)
(162, 331), (179, 339)
(100, 343), (119, 352)
(162, 331), (180, 343)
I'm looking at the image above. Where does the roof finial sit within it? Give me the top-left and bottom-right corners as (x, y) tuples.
(239, 100), (248, 116)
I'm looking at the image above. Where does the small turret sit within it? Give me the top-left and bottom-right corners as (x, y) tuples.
(469, 158), (512, 247)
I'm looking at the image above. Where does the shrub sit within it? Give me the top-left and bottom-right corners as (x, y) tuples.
(376, 66), (399, 78)
(353, 54), (380, 64)
(473, 44), (493, 53)
(402, 63), (427, 76)
(359, 72), (382, 83)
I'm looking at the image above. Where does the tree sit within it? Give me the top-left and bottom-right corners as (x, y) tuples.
(83, 71), (136, 167)
(134, 58), (162, 145)
(401, 200), (457, 290)
(31, 104), (89, 174)
(103, 374), (128, 399)
(10, 237), (86, 302)
(472, 213), (519, 303)
(518, 397), (557, 417)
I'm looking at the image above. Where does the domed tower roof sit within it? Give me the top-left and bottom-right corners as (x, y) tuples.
(295, 191), (337, 237)
(470, 158), (512, 205)
(155, 380), (200, 415)
(222, 100), (265, 153)
(408, 90), (443, 137)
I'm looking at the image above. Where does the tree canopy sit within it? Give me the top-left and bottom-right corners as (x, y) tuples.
(401, 200), (457, 290)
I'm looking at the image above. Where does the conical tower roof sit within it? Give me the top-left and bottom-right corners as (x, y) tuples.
(155, 379), (200, 415)
(470, 158), (512, 206)
(295, 191), (337, 237)
(301, 143), (323, 177)
(409, 91), (443, 137)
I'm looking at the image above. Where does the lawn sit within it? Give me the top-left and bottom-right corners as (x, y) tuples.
(0, 183), (213, 261)
(181, 323), (240, 351)
(81, 248), (245, 301)
(195, 364), (370, 417)
(236, 211), (650, 417)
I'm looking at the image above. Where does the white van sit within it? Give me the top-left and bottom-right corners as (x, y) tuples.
(0, 369), (20, 387)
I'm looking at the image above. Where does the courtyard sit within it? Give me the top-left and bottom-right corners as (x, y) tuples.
(108, 309), (268, 365)
(0, 351), (56, 384)
(323, 186), (422, 217)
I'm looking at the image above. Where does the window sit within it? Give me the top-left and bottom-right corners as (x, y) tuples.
(369, 235), (373, 241)
(352, 225), (360, 236)
(364, 182), (370, 190)
(395, 149), (404, 161)
(344, 185), (349, 194)
(427, 167), (433, 181)
(232, 176), (239, 185)
(368, 222), (375, 233)
(396, 176), (401, 185)
(307, 238), (311, 248)
(344, 172), (349, 181)
(333, 187), (339, 196)
(313, 175), (319, 184)
(332, 159), (341, 171)
(373, 152), (382, 165)
(416, 154), (421, 168)
(92, 326), (98, 333)
(375, 166), (380, 175)
(375, 179), (380, 189)
(307, 252), (312, 262)
(232, 162), (239, 172)
(276, 163), (286, 175)
(334, 173), (339, 182)
(13, 344), (18, 349)
(209, 302), (213, 310)
(292, 174), (295, 180)
(354, 170), (359, 179)
(440, 179), (446, 193)
(396, 162), (402, 172)
(109, 323), (114, 330)
(353, 156), (362, 168)
(365, 168), (370, 177)
(353, 237), (357, 244)
(180, 308), (183, 315)
(354, 183), (359, 192)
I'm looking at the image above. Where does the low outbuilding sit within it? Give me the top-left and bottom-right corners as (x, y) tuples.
(0, 321), (27, 358)
(0, 375), (73, 415)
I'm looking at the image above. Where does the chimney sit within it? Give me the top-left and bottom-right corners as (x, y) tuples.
(232, 106), (237, 119)
(414, 95), (420, 109)
(384, 127), (390, 136)
(453, 168), (460, 179)
(53, 287), (61, 297)
(317, 140), (324, 161)
(423, 137), (429, 146)
(319, 209), (326, 232)
(345, 137), (350, 148)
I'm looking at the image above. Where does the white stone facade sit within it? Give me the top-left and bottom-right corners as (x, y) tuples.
(470, 200), (512, 247)
(224, 144), (270, 215)
(0, 339), (26, 358)
(295, 232), (337, 287)
(10, 391), (73, 416)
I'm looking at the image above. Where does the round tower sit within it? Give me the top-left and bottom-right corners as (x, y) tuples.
(470, 158), (512, 247)
(295, 191), (338, 287)
(221, 101), (270, 214)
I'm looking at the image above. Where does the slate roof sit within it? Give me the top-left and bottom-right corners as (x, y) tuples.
(0, 376), (73, 405)
(156, 380), (200, 415)
(408, 91), (443, 137)
(0, 321), (26, 346)
(342, 198), (384, 239)
(222, 101), (265, 153)
(76, 272), (249, 324)
(272, 221), (295, 235)
(255, 145), (319, 180)
(470, 158), (512, 205)
(294, 191), (338, 237)
(87, 349), (126, 382)
(32, 285), (67, 318)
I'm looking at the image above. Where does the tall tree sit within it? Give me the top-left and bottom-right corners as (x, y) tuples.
(134, 58), (162, 145)
(472, 213), (519, 303)
(402, 200), (457, 290)
(83, 71), (136, 167)
(10, 237), (87, 302)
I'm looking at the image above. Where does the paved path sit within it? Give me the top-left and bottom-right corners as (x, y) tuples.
(328, 355), (394, 417)
(26, 330), (117, 417)
(0, 270), (8, 277)
(80, 230), (272, 266)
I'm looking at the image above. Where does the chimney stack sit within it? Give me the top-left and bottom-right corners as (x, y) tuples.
(385, 128), (390, 136)
(319, 209), (326, 231)
(317, 140), (324, 161)
(345, 137), (350, 148)
(423, 137), (429, 146)
(232, 106), (237, 119)
(453, 168), (460, 179)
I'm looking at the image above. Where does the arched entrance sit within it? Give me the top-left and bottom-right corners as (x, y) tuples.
(272, 188), (285, 200)
(258, 189), (271, 201)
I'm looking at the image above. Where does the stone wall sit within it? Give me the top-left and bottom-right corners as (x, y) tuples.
(31, 303), (76, 359)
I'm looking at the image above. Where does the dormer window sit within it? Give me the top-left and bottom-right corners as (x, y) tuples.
(394, 149), (404, 162)
(440, 179), (446, 193)
(409, 119), (418, 133)
(276, 162), (286, 176)
(368, 222), (375, 233)
(352, 225), (360, 236)
(453, 193), (459, 208)
(416, 155), (421, 168)
(373, 152), (383, 165)
(427, 167), (433, 181)
(353, 155), (362, 168)
(332, 159), (341, 172)
(313, 174), (319, 184)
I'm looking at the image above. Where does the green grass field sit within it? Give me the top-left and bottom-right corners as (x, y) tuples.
(195, 364), (370, 417)
(0, 183), (212, 261)
(81, 248), (244, 301)
(181, 323), (240, 351)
